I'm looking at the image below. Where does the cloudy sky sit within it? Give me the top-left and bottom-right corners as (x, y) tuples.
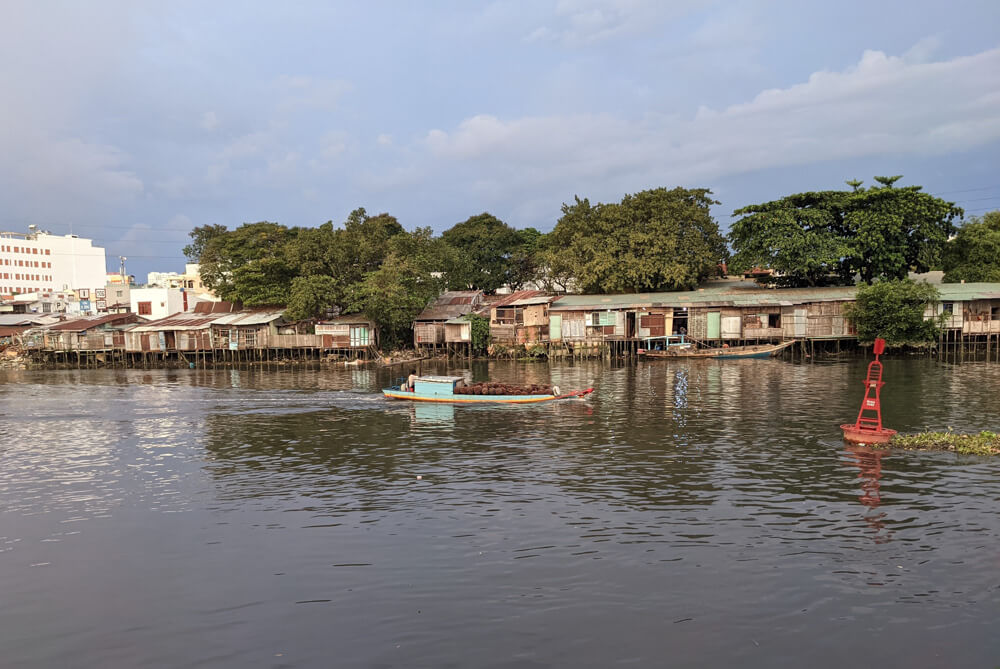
(2, 0), (999, 277)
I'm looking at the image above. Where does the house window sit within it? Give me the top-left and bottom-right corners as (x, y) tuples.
(591, 312), (616, 327)
(992, 306), (1000, 321)
(138, 301), (152, 315)
(942, 302), (954, 315)
(768, 313), (781, 328)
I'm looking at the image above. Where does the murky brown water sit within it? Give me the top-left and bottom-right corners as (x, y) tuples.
(1, 358), (999, 668)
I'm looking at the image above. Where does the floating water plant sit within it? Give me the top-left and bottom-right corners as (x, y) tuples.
(884, 431), (1000, 456)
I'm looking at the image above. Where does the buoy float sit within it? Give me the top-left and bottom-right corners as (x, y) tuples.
(841, 337), (897, 444)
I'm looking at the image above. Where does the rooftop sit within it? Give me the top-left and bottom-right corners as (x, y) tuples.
(550, 280), (1000, 310)
(415, 290), (484, 321)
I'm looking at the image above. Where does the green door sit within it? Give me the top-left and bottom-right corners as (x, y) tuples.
(550, 314), (562, 341)
(707, 312), (721, 339)
(350, 326), (369, 347)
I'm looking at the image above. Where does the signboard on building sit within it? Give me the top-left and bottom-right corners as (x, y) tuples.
(79, 299), (91, 312)
(95, 288), (106, 299)
(96, 300), (107, 311)
(78, 288), (90, 299)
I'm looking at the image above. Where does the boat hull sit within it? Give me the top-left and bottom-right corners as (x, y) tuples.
(382, 389), (591, 403)
(639, 341), (794, 360)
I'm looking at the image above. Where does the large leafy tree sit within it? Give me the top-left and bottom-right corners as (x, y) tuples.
(198, 222), (298, 303)
(442, 213), (523, 293)
(942, 211), (1000, 283)
(545, 187), (727, 294)
(183, 224), (229, 263)
(348, 228), (446, 350)
(844, 278), (944, 346)
(729, 177), (963, 286)
(284, 275), (340, 321)
(505, 227), (544, 291)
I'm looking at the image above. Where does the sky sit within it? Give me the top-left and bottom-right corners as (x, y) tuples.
(2, 0), (999, 278)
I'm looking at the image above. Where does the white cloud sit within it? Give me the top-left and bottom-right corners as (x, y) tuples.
(422, 44), (1000, 197)
(376, 134), (393, 147)
(200, 111), (220, 131)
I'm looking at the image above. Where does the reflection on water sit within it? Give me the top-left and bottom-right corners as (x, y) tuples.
(844, 446), (890, 543)
(1, 360), (1000, 668)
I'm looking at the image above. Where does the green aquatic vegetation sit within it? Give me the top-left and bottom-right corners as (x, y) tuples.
(885, 431), (1000, 456)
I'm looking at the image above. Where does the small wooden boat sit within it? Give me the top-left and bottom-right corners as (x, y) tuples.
(383, 375), (594, 404)
(638, 340), (795, 360)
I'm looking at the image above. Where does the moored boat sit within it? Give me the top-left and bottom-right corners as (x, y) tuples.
(638, 340), (795, 360)
(383, 375), (593, 403)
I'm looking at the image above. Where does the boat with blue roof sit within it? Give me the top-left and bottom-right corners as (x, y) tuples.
(383, 375), (593, 404)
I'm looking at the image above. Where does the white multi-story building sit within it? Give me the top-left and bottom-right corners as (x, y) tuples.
(0, 228), (107, 298)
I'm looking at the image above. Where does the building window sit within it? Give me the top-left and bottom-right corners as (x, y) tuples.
(992, 306), (1000, 321)
(768, 313), (781, 328)
(942, 302), (954, 315)
(138, 301), (152, 315)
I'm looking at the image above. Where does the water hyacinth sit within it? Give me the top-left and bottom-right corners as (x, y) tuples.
(882, 431), (1000, 456)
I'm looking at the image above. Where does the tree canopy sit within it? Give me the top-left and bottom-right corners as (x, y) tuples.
(189, 212), (447, 347)
(729, 177), (963, 287)
(844, 278), (944, 346)
(544, 187), (727, 294)
(441, 213), (525, 294)
(941, 211), (1000, 283)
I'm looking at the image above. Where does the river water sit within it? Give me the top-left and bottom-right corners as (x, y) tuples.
(1, 358), (998, 668)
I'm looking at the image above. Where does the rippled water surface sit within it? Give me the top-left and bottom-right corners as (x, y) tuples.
(1, 359), (999, 668)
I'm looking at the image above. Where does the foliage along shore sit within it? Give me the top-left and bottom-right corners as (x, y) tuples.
(879, 431), (1000, 455)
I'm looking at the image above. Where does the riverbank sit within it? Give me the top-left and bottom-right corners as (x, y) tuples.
(886, 431), (1000, 455)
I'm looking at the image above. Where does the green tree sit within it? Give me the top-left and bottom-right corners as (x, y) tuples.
(442, 213), (522, 293)
(545, 187), (727, 294)
(464, 313), (491, 353)
(730, 177), (963, 287)
(198, 222), (298, 304)
(349, 255), (443, 350)
(505, 227), (544, 291)
(284, 275), (340, 321)
(942, 211), (1000, 283)
(844, 278), (944, 346)
(183, 224), (229, 263)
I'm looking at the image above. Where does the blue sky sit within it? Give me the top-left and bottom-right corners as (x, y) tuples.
(2, 0), (999, 277)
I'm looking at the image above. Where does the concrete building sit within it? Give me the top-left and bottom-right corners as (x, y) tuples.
(0, 228), (107, 298)
(129, 287), (209, 320)
(146, 264), (212, 295)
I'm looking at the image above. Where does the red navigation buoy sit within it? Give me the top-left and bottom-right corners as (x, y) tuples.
(841, 338), (897, 444)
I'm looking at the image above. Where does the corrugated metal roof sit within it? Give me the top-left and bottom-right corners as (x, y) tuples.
(550, 281), (1000, 311)
(129, 315), (218, 332)
(444, 316), (471, 325)
(46, 314), (135, 331)
(194, 301), (237, 314)
(0, 314), (47, 326)
(487, 290), (549, 308)
(212, 310), (285, 326)
(510, 295), (555, 306)
(936, 283), (1000, 300)
(128, 309), (286, 332)
(415, 290), (484, 322)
